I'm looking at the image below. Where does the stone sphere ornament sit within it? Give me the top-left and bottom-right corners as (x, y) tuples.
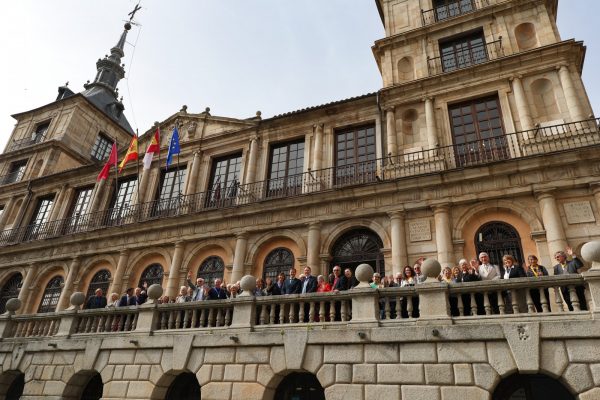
(70, 292), (86, 309)
(5, 298), (22, 314)
(147, 284), (163, 301)
(581, 241), (600, 270)
(355, 263), (374, 288)
(421, 258), (442, 282)
(239, 275), (256, 296)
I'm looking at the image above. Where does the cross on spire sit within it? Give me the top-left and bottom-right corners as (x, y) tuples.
(128, 3), (142, 22)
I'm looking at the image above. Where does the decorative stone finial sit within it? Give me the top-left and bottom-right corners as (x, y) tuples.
(256, 111), (262, 117)
(5, 298), (22, 315)
(70, 292), (86, 310)
(421, 258), (442, 283)
(147, 284), (163, 303)
(239, 275), (256, 296)
(180, 105), (188, 113)
(582, 241), (600, 270)
(355, 263), (374, 288)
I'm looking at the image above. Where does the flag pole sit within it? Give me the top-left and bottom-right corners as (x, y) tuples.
(136, 129), (141, 220)
(113, 137), (119, 211)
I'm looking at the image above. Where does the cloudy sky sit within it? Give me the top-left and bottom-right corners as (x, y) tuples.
(0, 0), (598, 151)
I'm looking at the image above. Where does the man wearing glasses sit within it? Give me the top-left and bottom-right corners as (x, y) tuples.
(553, 246), (586, 311)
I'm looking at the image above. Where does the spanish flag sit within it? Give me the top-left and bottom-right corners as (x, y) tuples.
(143, 128), (160, 170)
(118, 135), (138, 172)
(96, 142), (117, 181)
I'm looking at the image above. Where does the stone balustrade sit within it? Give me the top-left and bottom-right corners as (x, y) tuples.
(72, 307), (139, 334)
(155, 301), (233, 331)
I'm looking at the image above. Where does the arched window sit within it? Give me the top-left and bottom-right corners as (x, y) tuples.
(274, 372), (324, 400)
(138, 264), (164, 288)
(165, 372), (201, 400)
(85, 269), (111, 300)
(475, 221), (524, 267)
(38, 276), (64, 313)
(0, 274), (22, 314)
(263, 248), (294, 281)
(493, 373), (574, 400)
(330, 229), (384, 275)
(197, 256), (224, 287)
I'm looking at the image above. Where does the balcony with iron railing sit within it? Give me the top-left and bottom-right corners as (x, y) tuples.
(0, 118), (598, 248)
(421, 0), (491, 26)
(8, 134), (46, 152)
(0, 169), (25, 186)
(427, 37), (504, 76)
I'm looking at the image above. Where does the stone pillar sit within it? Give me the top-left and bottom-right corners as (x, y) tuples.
(244, 138), (259, 184)
(109, 250), (130, 296)
(137, 168), (151, 205)
(424, 97), (439, 150)
(89, 179), (107, 213)
(17, 264), (36, 314)
(592, 185), (600, 220)
(231, 233), (249, 283)
(385, 108), (398, 158)
(558, 65), (585, 122)
(536, 191), (568, 259)
(307, 223), (321, 276)
(511, 76), (534, 136)
(56, 257), (81, 311)
(312, 124), (324, 171)
(185, 151), (202, 195)
(13, 191), (33, 229)
(433, 205), (454, 268)
(0, 196), (16, 230)
(389, 211), (408, 274)
(166, 241), (185, 299)
(48, 184), (68, 222)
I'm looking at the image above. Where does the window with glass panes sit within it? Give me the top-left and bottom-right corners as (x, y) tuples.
(30, 196), (54, 226)
(208, 153), (242, 201)
(158, 167), (187, 201)
(32, 121), (50, 142)
(267, 141), (304, 196)
(91, 133), (112, 161)
(111, 178), (137, 209)
(38, 276), (63, 313)
(433, 0), (475, 22)
(449, 96), (507, 166)
(65, 187), (93, 233)
(335, 125), (377, 184)
(4, 160), (27, 184)
(0, 206), (4, 223)
(440, 30), (486, 72)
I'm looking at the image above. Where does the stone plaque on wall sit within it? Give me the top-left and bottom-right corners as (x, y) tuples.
(564, 201), (596, 224)
(409, 219), (431, 242)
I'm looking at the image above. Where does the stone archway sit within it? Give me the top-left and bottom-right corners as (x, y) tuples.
(0, 370), (24, 400)
(165, 372), (201, 400)
(63, 370), (103, 400)
(492, 373), (574, 400)
(329, 228), (385, 276)
(273, 372), (324, 400)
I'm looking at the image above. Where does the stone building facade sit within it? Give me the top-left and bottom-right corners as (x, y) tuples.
(0, 0), (600, 399)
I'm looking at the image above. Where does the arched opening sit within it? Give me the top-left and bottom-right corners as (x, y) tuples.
(397, 56), (415, 82)
(330, 228), (384, 275)
(492, 373), (574, 400)
(475, 221), (524, 267)
(515, 22), (538, 51)
(0, 370), (25, 400)
(38, 275), (64, 313)
(85, 269), (111, 301)
(263, 247), (294, 281)
(274, 372), (324, 400)
(63, 370), (103, 400)
(530, 78), (559, 120)
(197, 256), (224, 287)
(138, 264), (164, 288)
(0, 273), (22, 314)
(401, 109), (419, 143)
(165, 372), (201, 400)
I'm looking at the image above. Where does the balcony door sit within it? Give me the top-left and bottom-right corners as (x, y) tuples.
(335, 125), (377, 186)
(449, 95), (508, 166)
(207, 153), (242, 207)
(440, 30), (487, 72)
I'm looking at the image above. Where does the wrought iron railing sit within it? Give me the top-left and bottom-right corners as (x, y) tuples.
(0, 170), (25, 186)
(427, 37), (504, 76)
(0, 118), (598, 247)
(9, 134), (46, 152)
(421, 0), (490, 26)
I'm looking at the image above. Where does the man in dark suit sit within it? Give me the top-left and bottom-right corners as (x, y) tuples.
(283, 268), (301, 295)
(331, 265), (348, 292)
(301, 267), (318, 294)
(344, 268), (359, 289)
(86, 288), (107, 309)
(208, 279), (228, 300)
(553, 246), (586, 311)
(118, 288), (134, 307)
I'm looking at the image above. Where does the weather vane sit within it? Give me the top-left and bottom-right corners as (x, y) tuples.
(128, 2), (142, 22)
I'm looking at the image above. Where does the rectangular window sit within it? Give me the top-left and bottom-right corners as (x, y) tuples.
(65, 187), (94, 233)
(433, 0), (475, 22)
(108, 178), (138, 223)
(267, 140), (304, 197)
(32, 121), (50, 143)
(335, 125), (377, 185)
(440, 30), (487, 72)
(91, 133), (113, 161)
(3, 160), (27, 185)
(449, 95), (507, 166)
(0, 206), (4, 223)
(207, 153), (242, 206)
(153, 167), (187, 216)
(26, 196), (55, 240)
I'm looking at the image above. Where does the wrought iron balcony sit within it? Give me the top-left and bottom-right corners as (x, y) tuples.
(427, 37), (504, 76)
(421, 0), (490, 26)
(0, 170), (25, 186)
(8, 134), (46, 152)
(0, 118), (598, 247)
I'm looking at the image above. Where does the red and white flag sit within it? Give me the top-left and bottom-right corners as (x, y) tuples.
(143, 128), (160, 170)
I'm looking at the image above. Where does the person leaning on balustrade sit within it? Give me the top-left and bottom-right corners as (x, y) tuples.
(400, 265), (419, 318)
(254, 278), (265, 296)
(413, 264), (426, 284)
(553, 246), (587, 311)
(502, 254), (527, 312)
(86, 288), (108, 309)
(451, 266), (462, 283)
(187, 273), (208, 301)
(208, 279), (228, 300)
(440, 267), (459, 316)
(344, 268), (359, 289)
(478, 252), (503, 314)
(175, 286), (191, 303)
(283, 268), (302, 295)
(106, 292), (120, 308)
(263, 276), (280, 296)
(524, 255), (550, 312)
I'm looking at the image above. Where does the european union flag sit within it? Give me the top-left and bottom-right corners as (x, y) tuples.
(166, 127), (180, 168)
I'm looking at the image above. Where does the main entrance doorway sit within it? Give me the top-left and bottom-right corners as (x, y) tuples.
(475, 221), (524, 267)
(330, 228), (384, 276)
(273, 372), (325, 400)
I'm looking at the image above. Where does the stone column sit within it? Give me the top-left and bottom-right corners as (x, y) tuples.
(185, 151), (202, 195)
(558, 65), (585, 122)
(13, 191), (33, 229)
(56, 257), (81, 311)
(244, 138), (259, 184)
(536, 191), (568, 259)
(389, 211), (408, 275)
(109, 249), (130, 296)
(89, 179), (107, 213)
(165, 241), (185, 299)
(424, 97), (439, 150)
(47, 184), (68, 222)
(231, 233), (249, 283)
(385, 108), (398, 158)
(510, 76), (534, 137)
(17, 263), (36, 314)
(137, 168), (151, 206)
(307, 222), (321, 276)
(592, 185), (600, 220)
(0, 197), (16, 230)
(433, 205), (454, 268)
(312, 124), (324, 171)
